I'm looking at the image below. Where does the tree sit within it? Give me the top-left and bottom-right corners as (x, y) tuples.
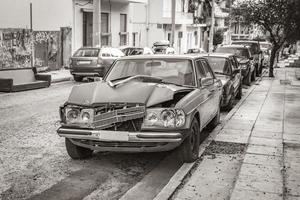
(232, 0), (300, 77)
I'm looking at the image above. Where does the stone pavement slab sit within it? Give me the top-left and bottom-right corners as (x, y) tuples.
(172, 154), (243, 200)
(239, 163), (282, 180)
(230, 188), (282, 200)
(223, 119), (255, 131)
(243, 154), (282, 167)
(214, 129), (251, 144)
(249, 137), (283, 147)
(246, 144), (283, 156)
(283, 134), (300, 144)
(234, 174), (283, 194)
(251, 130), (282, 139)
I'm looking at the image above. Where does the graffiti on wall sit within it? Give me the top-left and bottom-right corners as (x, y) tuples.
(33, 31), (59, 70)
(0, 29), (33, 69)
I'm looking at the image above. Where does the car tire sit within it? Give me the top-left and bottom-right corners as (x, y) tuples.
(251, 68), (256, 81)
(65, 138), (93, 159)
(73, 75), (83, 82)
(236, 83), (242, 100)
(244, 70), (251, 86)
(207, 105), (220, 130)
(177, 118), (200, 163)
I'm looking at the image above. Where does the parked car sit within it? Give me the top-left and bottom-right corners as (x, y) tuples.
(215, 45), (255, 86)
(153, 46), (176, 54)
(260, 42), (272, 67)
(152, 40), (176, 54)
(120, 46), (154, 56)
(57, 55), (222, 163)
(186, 48), (206, 54)
(69, 47), (124, 82)
(202, 53), (242, 110)
(231, 40), (263, 76)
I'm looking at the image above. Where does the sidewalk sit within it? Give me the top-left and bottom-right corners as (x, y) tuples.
(40, 69), (73, 83)
(171, 68), (300, 200)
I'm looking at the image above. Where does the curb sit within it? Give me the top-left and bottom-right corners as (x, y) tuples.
(51, 76), (72, 84)
(153, 79), (260, 200)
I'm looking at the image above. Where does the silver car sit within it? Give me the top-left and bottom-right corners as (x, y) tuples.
(69, 47), (124, 82)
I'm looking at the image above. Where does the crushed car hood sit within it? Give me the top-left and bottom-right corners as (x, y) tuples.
(67, 80), (193, 107)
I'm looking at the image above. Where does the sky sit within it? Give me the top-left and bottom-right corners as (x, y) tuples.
(0, 0), (73, 31)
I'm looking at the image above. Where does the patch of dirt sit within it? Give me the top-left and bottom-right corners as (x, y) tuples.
(203, 141), (246, 155)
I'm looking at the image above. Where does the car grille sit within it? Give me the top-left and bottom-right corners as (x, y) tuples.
(93, 103), (146, 129)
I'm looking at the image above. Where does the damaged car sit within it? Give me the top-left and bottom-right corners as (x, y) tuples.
(57, 55), (222, 163)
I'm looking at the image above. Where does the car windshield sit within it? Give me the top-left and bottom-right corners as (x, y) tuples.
(205, 57), (230, 75)
(106, 59), (195, 86)
(73, 49), (99, 57)
(216, 47), (250, 59)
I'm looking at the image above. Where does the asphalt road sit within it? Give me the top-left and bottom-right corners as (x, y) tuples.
(0, 80), (249, 200)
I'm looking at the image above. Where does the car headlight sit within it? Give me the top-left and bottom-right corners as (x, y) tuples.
(65, 107), (94, 124)
(144, 108), (186, 128)
(66, 108), (80, 123)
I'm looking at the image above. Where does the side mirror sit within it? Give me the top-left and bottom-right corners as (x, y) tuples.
(200, 77), (214, 87)
(232, 68), (240, 75)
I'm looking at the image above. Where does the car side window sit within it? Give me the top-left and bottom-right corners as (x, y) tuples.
(229, 57), (237, 69)
(195, 60), (206, 78)
(201, 60), (214, 79)
(223, 60), (232, 75)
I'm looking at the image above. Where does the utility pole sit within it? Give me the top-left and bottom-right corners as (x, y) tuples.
(93, 0), (101, 47)
(30, 3), (34, 68)
(209, 0), (215, 52)
(171, 0), (176, 47)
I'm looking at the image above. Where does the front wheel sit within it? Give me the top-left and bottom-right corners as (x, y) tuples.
(244, 70), (251, 86)
(65, 138), (93, 159)
(177, 118), (200, 163)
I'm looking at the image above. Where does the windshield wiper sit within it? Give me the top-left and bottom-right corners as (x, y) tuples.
(214, 72), (227, 75)
(108, 75), (162, 88)
(110, 75), (132, 82)
(160, 81), (194, 88)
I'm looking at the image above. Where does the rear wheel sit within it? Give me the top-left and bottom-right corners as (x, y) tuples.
(73, 75), (83, 82)
(65, 138), (93, 159)
(244, 70), (251, 86)
(177, 118), (200, 163)
(224, 91), (234, 111)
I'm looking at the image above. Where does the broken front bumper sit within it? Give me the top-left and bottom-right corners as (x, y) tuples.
(57, 127), (183, 152)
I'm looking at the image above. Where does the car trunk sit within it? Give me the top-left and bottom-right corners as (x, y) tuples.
(71, 57), (99, 72)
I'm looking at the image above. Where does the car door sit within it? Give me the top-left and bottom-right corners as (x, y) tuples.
(194, 59), (212, 128)
(200, 59), (221, 121)
(229, 57), (240, 93)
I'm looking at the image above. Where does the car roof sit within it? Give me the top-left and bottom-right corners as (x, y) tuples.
(78, 47), (119, 50)
(218, 44), (250, 49)
(117, 54), (205, 60)
(199, 52), (236, 58)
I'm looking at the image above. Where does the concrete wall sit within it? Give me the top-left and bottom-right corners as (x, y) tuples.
(73, 0), (129, 52)
(0, 0), (72, 31)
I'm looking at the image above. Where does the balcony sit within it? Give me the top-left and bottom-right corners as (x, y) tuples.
(161, 11), (194, 25)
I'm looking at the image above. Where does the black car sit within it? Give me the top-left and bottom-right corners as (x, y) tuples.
(231, 40), (263, 76)
(215, 45), (255, 86)
(203, 53), (243, 110)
